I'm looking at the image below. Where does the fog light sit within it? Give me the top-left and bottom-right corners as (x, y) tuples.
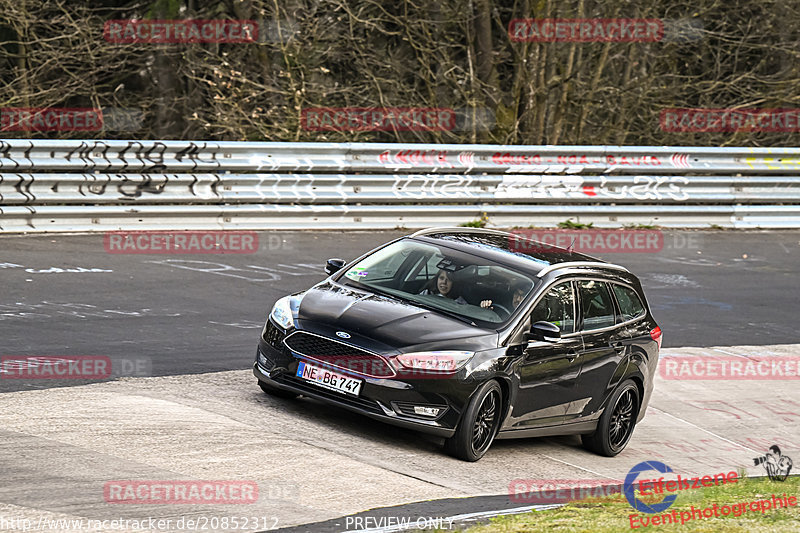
(413, 406), (441, 417)
(258, 352), (268, 366)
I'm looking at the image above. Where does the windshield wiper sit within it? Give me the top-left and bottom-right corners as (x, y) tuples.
(410, 300), (478, 326)
(341, 279), (410, 304)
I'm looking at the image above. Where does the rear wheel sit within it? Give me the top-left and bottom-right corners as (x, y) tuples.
(444, 380), (502, 462)
(582, 379), (639, 456)
(258, 379), (298, 399)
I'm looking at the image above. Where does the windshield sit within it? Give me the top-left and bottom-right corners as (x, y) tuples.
(341, 239), (537, 325)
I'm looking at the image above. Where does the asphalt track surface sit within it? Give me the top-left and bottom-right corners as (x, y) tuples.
(1, 230), (799, 532)
(1, 229), (799, 387)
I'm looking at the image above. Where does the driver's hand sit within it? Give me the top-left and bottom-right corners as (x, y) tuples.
(480, 300), (492, 308)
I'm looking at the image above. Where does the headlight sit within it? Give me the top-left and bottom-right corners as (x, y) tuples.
(394, 351), (474, 372)
(269, 296), (294, 330)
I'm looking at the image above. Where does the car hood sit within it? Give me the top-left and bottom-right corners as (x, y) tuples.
(296, 282), (495, 350)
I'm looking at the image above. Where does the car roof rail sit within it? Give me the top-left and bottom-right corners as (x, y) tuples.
(535, 261), (629, 278)
(409, 226), (508, 238)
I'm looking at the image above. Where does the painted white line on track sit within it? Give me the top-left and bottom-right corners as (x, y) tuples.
(711, 347), (755, 358)
(648, 406), (759, 453)
(539, 450), (616, 479)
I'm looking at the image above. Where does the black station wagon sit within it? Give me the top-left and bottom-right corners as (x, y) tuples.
(254, 228), (662, 461)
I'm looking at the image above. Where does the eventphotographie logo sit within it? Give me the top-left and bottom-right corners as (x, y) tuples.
(753, 446), (794, 481)
(624, 461), (679, 514)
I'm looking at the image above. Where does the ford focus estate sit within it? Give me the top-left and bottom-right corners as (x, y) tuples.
(254, 228), (662, 461)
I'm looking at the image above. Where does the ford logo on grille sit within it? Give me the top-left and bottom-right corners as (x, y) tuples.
(336, 331), (351, 339)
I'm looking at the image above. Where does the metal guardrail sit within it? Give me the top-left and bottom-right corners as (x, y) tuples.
(1, 140), (800, 231)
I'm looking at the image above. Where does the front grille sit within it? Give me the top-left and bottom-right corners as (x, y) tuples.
(285, 332), (369, 358)
(283, 331), (395, 378)
(263, 321), (286, 350)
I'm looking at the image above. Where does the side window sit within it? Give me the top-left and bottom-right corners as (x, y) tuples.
(530, 282), (575, 334)
(578, 280), (616, 330)
(612, 284), (645, 321)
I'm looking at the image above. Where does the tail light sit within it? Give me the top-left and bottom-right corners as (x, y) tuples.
(650, 326), (663, 349)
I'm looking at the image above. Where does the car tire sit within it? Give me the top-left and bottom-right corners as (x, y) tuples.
(258, 379), (298, 399)
(582, 379), (639, 457)
(444, 380), (503, 462)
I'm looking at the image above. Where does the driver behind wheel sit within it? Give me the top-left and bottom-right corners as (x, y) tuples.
(485, 281), (531, 314)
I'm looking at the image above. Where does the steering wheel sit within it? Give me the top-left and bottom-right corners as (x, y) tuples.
(489, 303), (511, 318)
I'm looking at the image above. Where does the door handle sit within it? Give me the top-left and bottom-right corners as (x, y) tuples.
(611, 341), (625, 354)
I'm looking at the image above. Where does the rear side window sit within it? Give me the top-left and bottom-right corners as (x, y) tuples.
(530, 282), (576, 334)
(612, 284), (645, 321)
(578, 280), (616, 330)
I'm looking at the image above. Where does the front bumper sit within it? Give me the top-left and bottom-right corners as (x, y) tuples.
(253, 333), (478, 438)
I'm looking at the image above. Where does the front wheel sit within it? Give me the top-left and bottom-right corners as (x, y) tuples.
(444, 380), (503, 462)
(582, 379), (639, 457)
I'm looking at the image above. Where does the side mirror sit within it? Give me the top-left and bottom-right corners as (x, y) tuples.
(325, 258), (346, 276)
(524, 321), (561, 343)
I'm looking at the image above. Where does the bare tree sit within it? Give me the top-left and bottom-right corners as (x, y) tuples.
(1, 0), (800, 146)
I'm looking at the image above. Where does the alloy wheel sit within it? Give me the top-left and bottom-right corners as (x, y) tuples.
(609, 389), (635, 449)
(472, 390), (498, 453)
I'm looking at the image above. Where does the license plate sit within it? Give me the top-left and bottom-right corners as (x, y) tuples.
(295, 361), (363, 396)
